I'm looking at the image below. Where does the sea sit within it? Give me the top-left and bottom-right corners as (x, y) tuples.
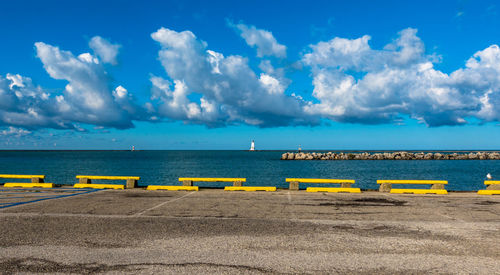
(0, 150), (498, 191)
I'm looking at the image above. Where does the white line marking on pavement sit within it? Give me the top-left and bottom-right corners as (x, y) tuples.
(133, 191), (196, 216)
(0, 189), (103, 211)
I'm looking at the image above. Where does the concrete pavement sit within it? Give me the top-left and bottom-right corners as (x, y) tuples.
(0, 188), (499, 274)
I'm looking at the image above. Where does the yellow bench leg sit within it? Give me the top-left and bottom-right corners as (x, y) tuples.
(3, 183), (54, 188)
(306, 187), (361, 193)
(147, 186), (198, 191)
(478, 190), (500, 195)
(224, 186), (276, 192)
(390, 189), (448, 195)
(73, 184), (124, 189)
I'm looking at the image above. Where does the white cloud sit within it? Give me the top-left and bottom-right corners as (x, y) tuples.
(0, 73), (73, 129)
(89, 36), (121, 65)
(0, 39), (148, 133)
(228, 21), (287, 58)
(4, 26), (500, 133)
(6, 74), (25, 89)
(259, 74), (285, 95)
(0, 126), (31, 137)
(150, 27), (314, 127)
(35, 42), (140, 128)
(149, 26), (500, 128)
(302, 28), (500, 126)
(150, 76), (218, 123)
(113, 85), (128, 98)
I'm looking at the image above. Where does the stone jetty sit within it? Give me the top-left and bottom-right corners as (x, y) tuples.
(281, 151), (500, 160)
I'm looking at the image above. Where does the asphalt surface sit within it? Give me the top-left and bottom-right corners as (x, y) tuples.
(0, 187), (499, 274)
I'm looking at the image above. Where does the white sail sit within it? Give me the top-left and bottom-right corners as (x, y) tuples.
(250, 140), (255, 151)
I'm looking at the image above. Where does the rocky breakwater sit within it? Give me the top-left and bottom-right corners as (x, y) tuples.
(281, 151), (500, 160)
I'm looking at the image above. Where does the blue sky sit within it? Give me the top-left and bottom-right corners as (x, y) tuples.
(1, 0), (500, 150)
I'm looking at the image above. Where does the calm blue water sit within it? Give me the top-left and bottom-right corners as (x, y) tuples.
(0, 150), (498, 191)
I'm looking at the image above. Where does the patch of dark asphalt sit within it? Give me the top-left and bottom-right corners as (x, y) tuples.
(82, 240), (128, 249)
(475, 200), (500, 205)
(0, 257), (132, 274)
(352, 198), (407, 206)
(296, 198), (407, 207)
(0, 216), (334, 247)
(328, 224), (355, 230)
(0, 257), (277, 274)
(329, 224), (461, 241)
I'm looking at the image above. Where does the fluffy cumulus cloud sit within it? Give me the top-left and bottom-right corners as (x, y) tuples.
(0, 38), (147, 132)
(228, 21), (287, 58)
(0, 73), (74, 130)
(302, 28), (500, 126)
(89, 36), (121, 65)
(4, 26), (500, 134)
(149, 27), (314, 127)
(148, 26), (500, 128)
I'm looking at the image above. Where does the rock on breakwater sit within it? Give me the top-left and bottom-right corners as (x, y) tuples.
(280, 151), (500, 160)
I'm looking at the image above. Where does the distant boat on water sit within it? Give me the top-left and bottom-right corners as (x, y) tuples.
(250, 140), (255, 151)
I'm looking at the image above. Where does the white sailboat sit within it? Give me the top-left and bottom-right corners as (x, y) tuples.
(250, 140), (255, 151)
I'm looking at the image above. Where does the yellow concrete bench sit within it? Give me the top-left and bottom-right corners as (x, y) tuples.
(478, 181), (500, 195)
(224, 186), (276, 192)
(0, 174), (54, 188)
(147, 186), (199, 191)
(286, 178), (360, 193)
(179, 177), (246, 187)
(74, 175), (140, 189)
(377, 180), (448, 194)
(178, 177), (274, 191)
(73, 183), (124, 190)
